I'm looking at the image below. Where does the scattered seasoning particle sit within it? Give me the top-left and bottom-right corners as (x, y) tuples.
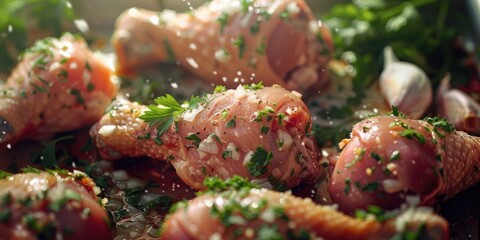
(260, 126), (270, 134)
(216, 12), (229, 33)
(240, 0), (253, 13)
(362, 126), (370, 132)
(221, 109), (229, 119)
(57, 69), (69, 82)
(344, 178), (351, 195)
(279, 9), (290, 19)
(201, 166), (207, 175)
(0, 170), (12, 180)
(70, 88), (85, 105)
(370, 152), (382, 162)
(30, 83), (48, 93)
(390, 106), (406, 118)
(226, 116), (237, 128)
(211, 134), (222, 146)
(214, 85), (227, 93)
(389, 150), (400, 161)
(86, 82), (95, 92)
(222, 150), (232, 159)
(400, 129), (426, 144)
(345, 148), (366, 168)
(233, 36), (246, 59)
(247, 146), (273, 177)
(84, 60), (92, 71)
(185, 133), (201, 147)
(277, 113), (286, 126)
(137, 132), (151, 140)
(355, 181), (379, 192)
(423, 116), (455, 134)
(255, 38), (266, 55)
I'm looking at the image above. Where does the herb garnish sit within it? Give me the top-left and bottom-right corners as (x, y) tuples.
(247, 146), (273, 177)
(217, 12), (229, 33)
(355, 205), (397, 222)
(233, 36), (246, 59)
(140, 94), (206, 138)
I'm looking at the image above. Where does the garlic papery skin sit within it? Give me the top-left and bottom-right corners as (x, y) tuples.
(379, 46), (432, 119)
(437, 75), (480, 135)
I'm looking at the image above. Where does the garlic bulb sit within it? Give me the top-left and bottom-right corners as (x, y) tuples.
(437, 74), (480, 135)
(379, 46), (432, 119)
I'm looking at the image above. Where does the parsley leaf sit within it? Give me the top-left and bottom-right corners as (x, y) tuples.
(140, 94), (206, 137)
(247, 147), (273, 177)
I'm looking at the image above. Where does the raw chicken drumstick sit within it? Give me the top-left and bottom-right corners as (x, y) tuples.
(0, 34), (117, 146)
(0, 171), (111, 240)
(90, 85), (322, 190)
(161, 183), (448, 240)
(329, 115), (480, 213)
(112, 0), (333, 92)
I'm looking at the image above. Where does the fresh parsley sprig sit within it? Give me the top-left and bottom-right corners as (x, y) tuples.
(140, 94), (206, 136)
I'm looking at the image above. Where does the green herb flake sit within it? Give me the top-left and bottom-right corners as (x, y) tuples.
(0, 170), (12, 180)
(226, 116), (237, 128)
(247, 146), (273, 177)
(390, 150), (401, 161)
(260, 126), (270, 134)
(355, 181), (379, 192)
(185, 133), (202, 148)
(400, 128), (426, 144)
(86, 82), (95, 92)
(389, 106), (407, 118)
(233, 36), (246, 59)
(214, 85), (227, 93)
(216, 12), (229, 33)
(344, 178), (351, 195)
(370, 152), (382, 162)
(70, 88), (85, 105)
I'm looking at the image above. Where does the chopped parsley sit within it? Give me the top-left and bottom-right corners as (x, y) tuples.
(185, 133), (202, 148)
(226, 116), (237, 128)
(217, 12), (229, 33)
(355, 181), (380, 192)
(257, 224), (283, 240)
(400, 128), (426, 144)
(260, 126), (270, 134)
(49, 189), (82, 212)
(140, 94), (206, 138)
(233, 36), (246, 59)
(370, 152), (382, 162)
(344, 178), (352, 195)
(214, 85), (227, 93)
(247, 146), (273, 177)
(355, 205), (397, 222)
(0, 170), (12, 180)
(203, 176), (258, 193)
(244, 82), (264, 90)
(390, 150), (401, 161)
(389, 106), (407, 118)
(423, 116), (455, 138)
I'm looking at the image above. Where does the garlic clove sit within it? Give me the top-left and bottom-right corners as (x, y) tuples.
(437, 74), (480, 135)
(379, 46), (432, 119)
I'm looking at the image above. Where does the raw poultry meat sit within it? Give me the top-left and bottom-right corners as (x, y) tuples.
(162, 185), (448, 240)
(0, 171), (111, 240)
(0, 34), (117, 146)
(90, 85), (322, 190)
(329, 115), (480, 213)
(112, 0), (333, 92)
